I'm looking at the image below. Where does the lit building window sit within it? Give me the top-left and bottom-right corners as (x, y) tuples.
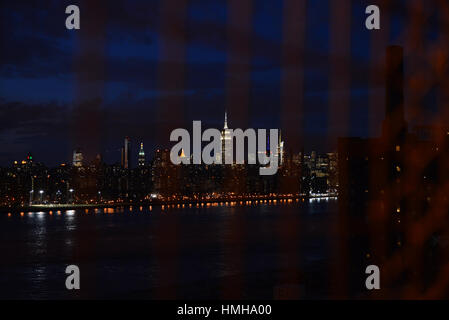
(395, 145), (400, 152)
(396, 166), (401, 172)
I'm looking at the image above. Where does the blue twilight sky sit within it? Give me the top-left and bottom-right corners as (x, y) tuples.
(0, 0), (446, 166)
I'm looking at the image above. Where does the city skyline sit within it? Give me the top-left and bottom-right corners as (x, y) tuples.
(6, 110), (298, 168)
(0, 101), (338, 207)
(2, 1), (449, 301)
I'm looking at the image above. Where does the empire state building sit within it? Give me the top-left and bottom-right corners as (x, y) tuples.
(220, 110), (233, 164)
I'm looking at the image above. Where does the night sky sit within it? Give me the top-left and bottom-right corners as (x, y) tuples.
(0, 0), (446, 166)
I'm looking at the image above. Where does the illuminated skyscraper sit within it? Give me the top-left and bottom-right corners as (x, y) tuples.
(277, 129), (285, 166)
(221, 110), (232, 163)
(72, 149), (83, 167)
(138, 142), (145, 167)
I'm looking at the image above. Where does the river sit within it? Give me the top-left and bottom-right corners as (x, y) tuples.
(0, 198), (340, 299)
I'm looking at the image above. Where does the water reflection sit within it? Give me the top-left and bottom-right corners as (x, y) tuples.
(1, 200), (338, 299)
(36, 211), (46, 219)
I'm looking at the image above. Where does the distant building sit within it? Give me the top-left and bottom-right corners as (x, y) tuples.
(72, 149), (83, 167)
(221, 110), (232, 163)
(151, 148), (179, 195)
(278, 140), (285, 166)
(220, 110), (285, 166)
(26, 153), (33, 164)
(121, 137), (131, 169)
(138, 142), (146, 167)
(93, 154), (103, 168)
(179, 148), (189, 163)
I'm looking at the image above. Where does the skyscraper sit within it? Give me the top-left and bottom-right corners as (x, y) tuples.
(72, 149), (83, 167)
(277, 129), (285, 166)
(138, 142), (145, 167)
(121, 137), (131, 169)
(221, 110), (232, 163)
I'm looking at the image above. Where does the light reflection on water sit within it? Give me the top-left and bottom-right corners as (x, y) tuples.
(0, 200), (338, 299)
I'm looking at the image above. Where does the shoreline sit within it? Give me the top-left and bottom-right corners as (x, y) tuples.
(0, 194), (337, 214)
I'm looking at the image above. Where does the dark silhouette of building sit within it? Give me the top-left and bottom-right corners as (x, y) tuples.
(337, 45), (449, 297)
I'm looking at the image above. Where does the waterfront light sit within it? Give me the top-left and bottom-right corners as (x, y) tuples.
(38, 190), (45, 203)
